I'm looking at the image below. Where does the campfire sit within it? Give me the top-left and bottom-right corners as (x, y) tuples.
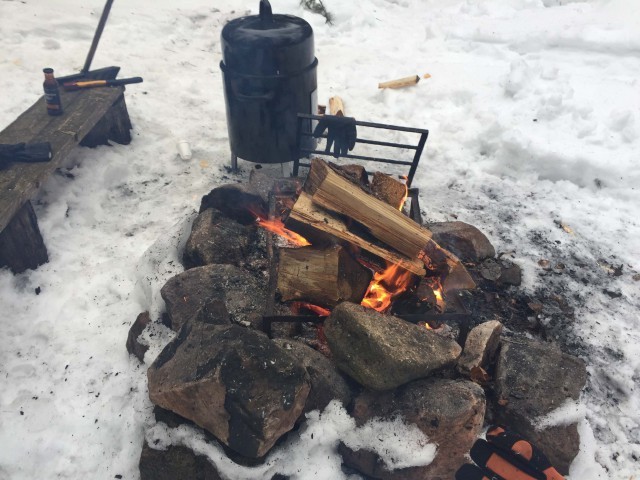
(140, 155), (588, 480)
(249, 157), (475, 332)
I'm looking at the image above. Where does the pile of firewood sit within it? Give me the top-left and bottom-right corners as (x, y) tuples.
(276, 158), (476, 312)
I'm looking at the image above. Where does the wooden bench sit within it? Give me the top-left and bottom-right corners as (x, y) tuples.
(0, 86), (132, 273)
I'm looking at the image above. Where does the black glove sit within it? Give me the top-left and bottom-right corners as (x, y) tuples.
(456, 425), (564, 480)
(313, 115), (357, 158)
(0, 142), (52, 169)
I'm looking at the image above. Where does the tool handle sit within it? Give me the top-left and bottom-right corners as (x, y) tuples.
(82, 0), (115, 74)
(109, 77), (143, 86)
(63, 77), (143, 91)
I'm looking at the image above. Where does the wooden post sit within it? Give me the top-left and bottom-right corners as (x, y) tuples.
(329, 96), (345, 117)
(0, 201), (48, 273)
(80, 93), (132, 147)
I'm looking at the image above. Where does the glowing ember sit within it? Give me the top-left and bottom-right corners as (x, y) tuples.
(291, 301), (330, 317)
(398, 175), (409, 211)
(361, 262), (415, 312)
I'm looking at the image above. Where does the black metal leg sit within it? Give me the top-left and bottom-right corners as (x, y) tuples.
(231, 153), (238, 173)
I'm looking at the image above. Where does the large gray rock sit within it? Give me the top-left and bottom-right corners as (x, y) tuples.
(139, 441), (222, 480)
(148, 323), (310, 458)
(274, 339), (352, 415)
(324, 302), (462, 390)
(493, 337), (587, 474)
(428, 221), (495, 263)
(340, 378), (486, 480)
(160, 264), (265, 331)
(457, 320), (503, 376)
(183, 208), (259, 269)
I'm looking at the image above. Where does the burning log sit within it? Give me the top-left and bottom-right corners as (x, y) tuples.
(277, 245), (372, 308)
(370, 172), (407, 210)
(285, 192), (427, 276)
(304, 159), (473, 284)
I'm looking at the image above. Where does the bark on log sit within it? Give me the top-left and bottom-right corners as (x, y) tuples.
(277, 245), (372, 308)
(285, 192), (426, 276)
(371, 172), (407, 209)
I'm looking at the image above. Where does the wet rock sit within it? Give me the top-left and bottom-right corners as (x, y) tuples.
(493, 336), (587, 474)
(499, 260), (522, 286)
(479, 258), (502, 281)
(428, 221), (495, 263)
(147, 322), (310, 458)
(160, 264), (265, 332)
(340, 378), (485, 480)
(139, 441), (222, 480)
(199, 184), (266, 225)
(457, 320), (503, 376)
(193, 297), (231, 326)
(274, 339), (352, 415)
(126, 311), (151, 362)
(183, 208), (259, 269)
(324, 302), (461, 391)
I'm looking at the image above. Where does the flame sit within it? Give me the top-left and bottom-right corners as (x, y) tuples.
(361, 262), (415, 312)
(256, 217), (311, 246)
(247, 207), (311, 246)
(398, 175), (409, 211)
(422, 277), (446, 312)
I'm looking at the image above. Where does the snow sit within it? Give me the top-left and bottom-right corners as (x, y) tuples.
(1, 0), (639, 478)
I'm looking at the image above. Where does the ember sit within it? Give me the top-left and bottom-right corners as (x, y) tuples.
(361, 262), (415, 312)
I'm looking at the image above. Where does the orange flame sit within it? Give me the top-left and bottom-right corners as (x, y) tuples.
(361, 263), (415, 312)
(422, 277), (446, 312)
(248, 207), (311, 246)
(256, 217), (311, 246)
(398, 175), (409, 212)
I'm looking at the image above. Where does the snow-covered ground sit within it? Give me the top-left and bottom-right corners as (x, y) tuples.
(1, 0), (639, 478)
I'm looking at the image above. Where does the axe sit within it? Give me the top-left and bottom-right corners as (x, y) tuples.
(56, 0), (126, 84)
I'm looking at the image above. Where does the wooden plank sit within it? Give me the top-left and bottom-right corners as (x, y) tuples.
(285, 192), (427, 276)
(0, 201), (48, 273)
(0, 86), (125, 233)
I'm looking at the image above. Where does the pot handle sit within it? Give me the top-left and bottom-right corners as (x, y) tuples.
(259, 0), (273, 23)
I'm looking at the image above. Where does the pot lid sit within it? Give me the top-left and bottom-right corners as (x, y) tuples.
(221, 0), (315, 76)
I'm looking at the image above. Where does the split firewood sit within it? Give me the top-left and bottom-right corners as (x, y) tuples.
(329, 96), (345, 117)
(277, 245), (372, 308)
(332, 163), (369, 187)
(285, 192), (427, 276)
(378, 75), (420, 89)
(371, 172), (407, 210)
(304, 158), (475, 288)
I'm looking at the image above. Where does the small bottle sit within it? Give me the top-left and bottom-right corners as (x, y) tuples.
(43, 68), (63, 116)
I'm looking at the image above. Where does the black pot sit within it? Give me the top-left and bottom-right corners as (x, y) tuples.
(220, 0), (318, 165)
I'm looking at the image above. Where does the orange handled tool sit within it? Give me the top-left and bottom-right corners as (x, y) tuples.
(456, 426), (565, 480)
(62, 76), (143, 91)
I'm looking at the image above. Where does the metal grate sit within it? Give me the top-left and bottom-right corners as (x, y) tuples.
(293, 113), (429, 188)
